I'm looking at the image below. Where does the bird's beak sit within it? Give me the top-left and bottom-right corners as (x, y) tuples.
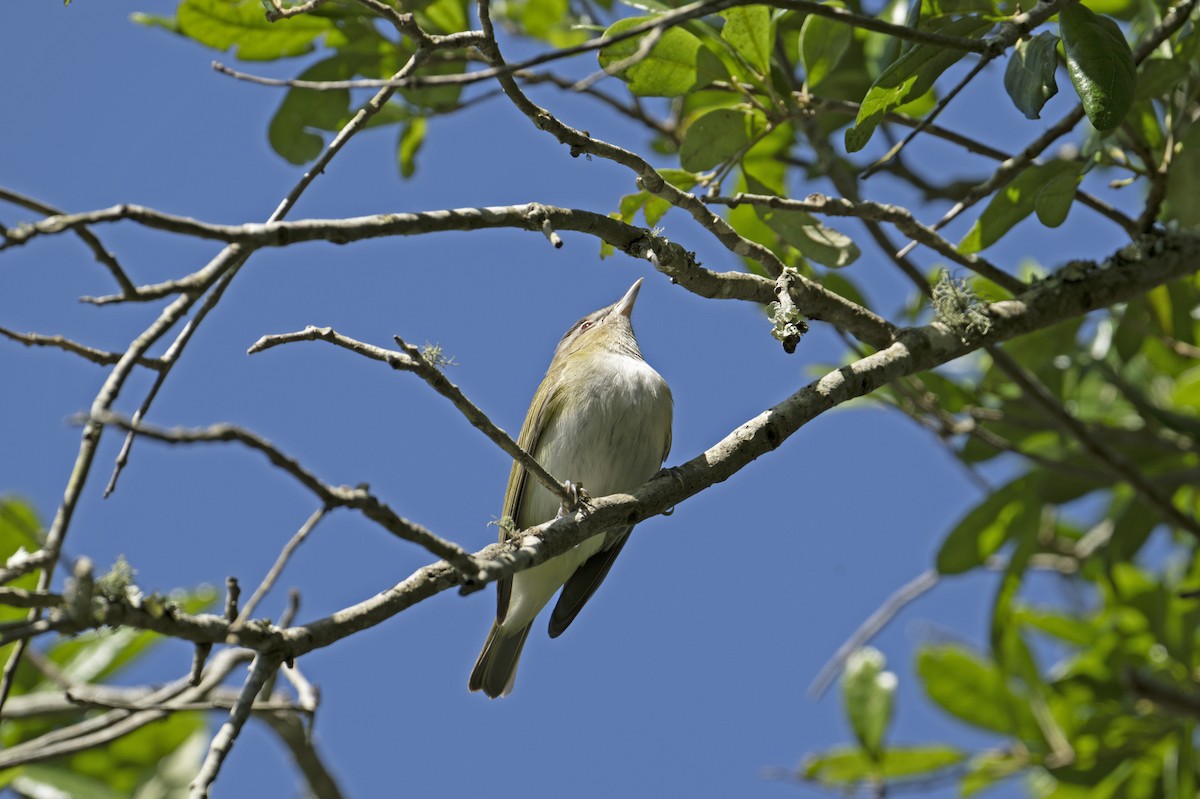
(614, 278), (644, 318)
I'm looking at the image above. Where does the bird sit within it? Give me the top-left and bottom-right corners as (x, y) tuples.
(469, 278), (673, 698)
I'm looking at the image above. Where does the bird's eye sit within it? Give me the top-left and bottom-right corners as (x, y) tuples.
(579, 321), (594, 332)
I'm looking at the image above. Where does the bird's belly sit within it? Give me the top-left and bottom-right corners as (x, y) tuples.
(501, 355), (669, 632)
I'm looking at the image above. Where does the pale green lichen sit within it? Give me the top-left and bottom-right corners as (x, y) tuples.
(767, 300), (808, 354)
(932, 271), (991, 342)
(421, 342), (458, 369)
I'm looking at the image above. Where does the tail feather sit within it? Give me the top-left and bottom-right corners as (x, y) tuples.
(468, 622), (532, 698)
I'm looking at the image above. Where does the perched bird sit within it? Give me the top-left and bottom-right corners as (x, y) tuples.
(469, 278), (673, 698)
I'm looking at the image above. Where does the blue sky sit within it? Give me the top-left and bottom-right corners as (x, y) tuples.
(1, 2), (1138, 797)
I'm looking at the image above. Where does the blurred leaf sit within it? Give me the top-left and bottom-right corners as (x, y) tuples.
(917, 644), (1039, 736)
(679, 108), (766, 171)
(420, 0), (469, 33)
(0, 498), (42, 624)
(507, 0), (588, 46)
(960, 750), (1026, 796)
(1015, 606), (1098, 646)
(845, 15), (993, 152)
(1164, 124), (1200, 227)
(842, 647), (896, 761)
(800, 4), (852, 88)
(1135, 57), (1189, 101)
(175, 0), (334, 60)
(65, 712), (206, 794)
(11, 766), (126, 799)
(1004, 32), (1060, 119)
(1060, 3), (1137, 132)
(397, 116), (426, 178)
(958, 159), (1085, 253)
(803, 744), (965, 785)
(598, 16), (728, 96)
(936, 474), (1040, 574)
(720, 6), (772, 75)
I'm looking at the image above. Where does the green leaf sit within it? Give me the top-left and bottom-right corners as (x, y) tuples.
(960, 750), (1026, 797)
(936, 474), (1032, 574)
(175, 0), (334, 61)
(845, 15), (993, 152)
(267, 55), (356, 164)
(507, 0), (588, 46)
(916, 644), (1038, 736)
(803, 745), (965, 785)
(1059, 3), (1136, 132)
(958, 159), (1085, 253)
(1135, 56), (1190, 101)
(398, 116), (426, 178)
(422, 0), (469, 34)
(757, 204), (861, 268)
(679, 108), (765, 172)
(842, 647), (896, 761)
(12, 766), (126, 799)
(799, 4), (853, 89)
(720, 6), (773, 76)
(1165, 124), (1200, 227)
(598, 16), (728, 96)
(1004, 32), (1060, 120)
(1015, 605), (1098, 646)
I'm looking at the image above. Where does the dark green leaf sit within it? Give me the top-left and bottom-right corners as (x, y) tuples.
(958, 159), (1084, 253)
(800, 5), (853, 88)
(845, 15), (993, 152)
(720, 6), (773, 76)
(598, 17), (728, 97)
(842, 647), (895, 761)
(1059, 3), (1137, 131)
(1004, 32), (1060, 119)
(679, 108), (765, 172)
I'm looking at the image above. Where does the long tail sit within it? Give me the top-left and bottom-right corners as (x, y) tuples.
(468, 622), (532, 698)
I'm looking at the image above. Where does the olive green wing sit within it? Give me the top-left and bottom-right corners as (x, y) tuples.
(495, 373), (564, 621)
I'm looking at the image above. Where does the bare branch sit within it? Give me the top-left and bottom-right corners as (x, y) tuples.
(86, 411), (479, 575)
(0, 186), (137, 296)
(706, 193), (1027, 295)
(248, 325), (577, 508)
(234, 507), (328, 627)
(0, 326), (164, 369)
(190, 654), (282, 798)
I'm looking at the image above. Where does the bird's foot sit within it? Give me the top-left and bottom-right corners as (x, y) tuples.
(557, 481), (591, 517)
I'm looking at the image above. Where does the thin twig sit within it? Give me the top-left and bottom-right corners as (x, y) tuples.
(0, 186), (137, 296)
(234, 507), (328, 627)
(809, 569), (940, 698)
(247, 325), (576, 508)
(190, 654), (283, 798)
(105, 262), (246, 497)
(707, 193), (1026, 294)
(86, 411), (479, 574)
(988, 345), (1200, 538)
(0, 327), (164, 369)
